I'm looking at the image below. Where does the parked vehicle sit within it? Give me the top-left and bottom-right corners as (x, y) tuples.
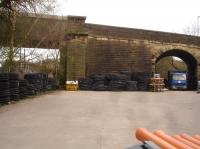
(168, 71), (187, 90)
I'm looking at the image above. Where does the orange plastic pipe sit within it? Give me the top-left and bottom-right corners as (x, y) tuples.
(193, 135), (200, 141)
(135, 128), (177, 149)
(180, 134), (200, 146)
(173, 135), (200, 149)
(153, 130), (193, 149)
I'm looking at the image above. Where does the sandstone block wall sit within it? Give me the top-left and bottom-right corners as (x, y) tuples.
(86, 39), (152, 76)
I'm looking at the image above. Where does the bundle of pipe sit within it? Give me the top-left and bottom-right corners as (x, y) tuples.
(134, 128), (200, 149)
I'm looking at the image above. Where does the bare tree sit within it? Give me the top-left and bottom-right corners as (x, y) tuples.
(0, 0), (56, 72)
(0, 0), (55, 14)
(183, 17), (200, 36)
(48, 49), (60, 78)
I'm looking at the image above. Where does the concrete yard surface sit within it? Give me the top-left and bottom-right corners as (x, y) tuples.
(0, 91), (199, 149)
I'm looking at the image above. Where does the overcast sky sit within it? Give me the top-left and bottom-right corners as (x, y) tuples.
(55, 0), (200, 34)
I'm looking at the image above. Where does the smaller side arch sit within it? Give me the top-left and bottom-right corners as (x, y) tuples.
(155, 49), (198, 90)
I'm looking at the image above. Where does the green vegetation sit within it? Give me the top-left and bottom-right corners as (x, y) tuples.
(0, 0), (55, 72)
(156, 57), (187, 78)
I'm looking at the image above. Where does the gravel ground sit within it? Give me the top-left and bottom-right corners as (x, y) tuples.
(0, 91), (199, 149)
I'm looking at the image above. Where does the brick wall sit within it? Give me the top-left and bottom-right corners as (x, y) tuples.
(86, 39), (152, 76)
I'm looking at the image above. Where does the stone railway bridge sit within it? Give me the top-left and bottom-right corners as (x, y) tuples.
(1, 14), (200, 89)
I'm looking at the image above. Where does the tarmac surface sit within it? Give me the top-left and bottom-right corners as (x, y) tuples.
(0, 91), (199, 149)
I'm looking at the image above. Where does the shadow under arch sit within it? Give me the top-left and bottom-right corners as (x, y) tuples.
(155, 49), (198, 90)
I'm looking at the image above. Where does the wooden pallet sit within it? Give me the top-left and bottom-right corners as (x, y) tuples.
(149, 78), (165, 92)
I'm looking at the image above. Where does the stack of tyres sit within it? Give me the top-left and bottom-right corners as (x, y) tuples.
(126, 81), (138, 91)
(79, 72), (151, 91)
(107, 73), (128, 91)
(25, 73), (42, 92)
(46, 78), (53, 90)
(9, 73), (20, 101)
(26, 84), (36, 96)
(78, 78), (93, 90)
(0, 73), (10, 104)
(132, 72), (151, 91)
(19, 80), (36, 98)
(188, 76), (198, 90)
(90, 74), (108, 91)
(19, 80), (29, 99)
(120, 71), (132, 81)
(47, 78), (59, 90)
(41, 73), (48, 91)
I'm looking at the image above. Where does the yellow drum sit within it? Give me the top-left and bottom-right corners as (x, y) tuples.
(66, 81), (79, 91)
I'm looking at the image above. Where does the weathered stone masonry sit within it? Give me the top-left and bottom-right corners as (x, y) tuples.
(1, 14), (200, 86)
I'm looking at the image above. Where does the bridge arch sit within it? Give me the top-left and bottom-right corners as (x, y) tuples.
(154, 49), (198, 90)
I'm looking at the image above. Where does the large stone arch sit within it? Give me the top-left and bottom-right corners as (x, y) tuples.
(151, 47), (198, 90)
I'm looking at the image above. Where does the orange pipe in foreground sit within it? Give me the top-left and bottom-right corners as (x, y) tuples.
(153, 130), (193, 149)
(135, 128), (177, 149)
(193, 135), (200, 141)
(180, 134), (200, 146)
(173, 135), (200, 149)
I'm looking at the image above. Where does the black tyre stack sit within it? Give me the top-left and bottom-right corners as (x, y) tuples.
(79, 71), (151, 91)
(19, 80), (36, 99)
(25, 73), (42, 92)
(126, 81), (138, 91)
(107, 73), (128, 91)
(188, 76), (198, 90)
(41, 73), (48, 91)
(90, 74), (108, 91)
(19, 80), (29, 99)
(0, 73), (10, 104)
(26, 83), (36, 96)
(9, 73), (20, 101)
(119, 71), (137, 91)
(47, 78), (59, 90)
(132, 72), (151, 91)
(78, 78), (93, 90)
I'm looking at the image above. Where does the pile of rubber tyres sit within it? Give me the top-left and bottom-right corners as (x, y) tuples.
(19, 80), (36, 99)
(24, 73), (47, 92)
(47, 78), (59, 90)
(41, 73), (48, 91)
(9, 73), (20, 101)
(107, 73), (129, 91)
(0, 73), (10, 104)
(24, 73), (42, 92)
(132, 72), (151, 91)
(79, 71), (150, 91)
(78, 78), (93, 90)
(188, 76), (198, 90)
(0, 72), (59, 105)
